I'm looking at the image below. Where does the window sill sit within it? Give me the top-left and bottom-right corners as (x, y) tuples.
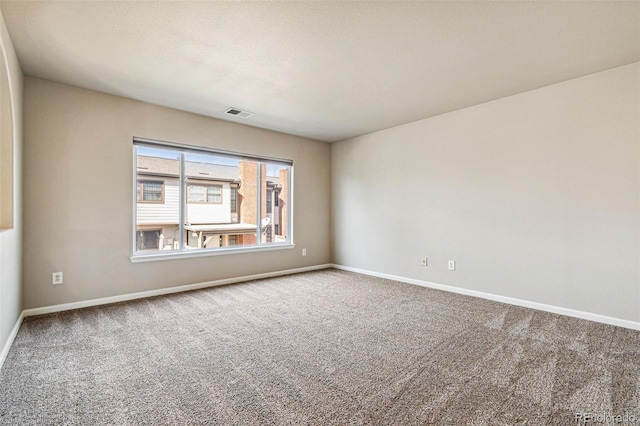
(130, 243), (295, 263)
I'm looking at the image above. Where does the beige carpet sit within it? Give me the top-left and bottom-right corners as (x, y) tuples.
(0, 268), (638, 425)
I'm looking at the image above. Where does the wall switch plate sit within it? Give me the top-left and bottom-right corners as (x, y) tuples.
(302, 248), (307, 256)
(448, 260), (455, 271)
(52, 272), (63, 285)
(421, 257), (428, 266)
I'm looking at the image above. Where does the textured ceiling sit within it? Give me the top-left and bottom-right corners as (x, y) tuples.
(1, 1), (638, 142)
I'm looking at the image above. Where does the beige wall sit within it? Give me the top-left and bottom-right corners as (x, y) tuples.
(18, 59), (640, 324)
(332, 63), (639, 323)
(23, 77), (331, 309)
(0, 10), (22, 354)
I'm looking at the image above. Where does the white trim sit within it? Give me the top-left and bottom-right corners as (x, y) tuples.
(23, 264), (333, 317)
(130, 242), (295, 263)
(179, 151), (186, 250)
(0, 312), (23, 370)
(332, 264), (640, 331)
(288, 165), (294, 246)
(256, 162), (262, 246)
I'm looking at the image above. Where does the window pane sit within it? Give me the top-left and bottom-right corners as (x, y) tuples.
(135, 146), (180, 252)
(206, 185), (222, 203)
(262, 164), (289, 244)
(266, 190), (272, 214)
(188, 185), (206, 203)
(142, 181), (163, 201)
(184, 152), (257, 248)
(230, 188), (237, 214)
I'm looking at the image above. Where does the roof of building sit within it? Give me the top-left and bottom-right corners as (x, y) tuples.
(137, 156), (239, 181)
(136, 156), (179, 176)
(137, 155), (283, 185)
(186, 161), (239, 181)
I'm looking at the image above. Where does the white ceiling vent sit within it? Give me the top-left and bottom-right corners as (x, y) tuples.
(225, 107), (254, 119)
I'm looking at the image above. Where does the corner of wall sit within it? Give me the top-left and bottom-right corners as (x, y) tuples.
(0, 8), (24, 369)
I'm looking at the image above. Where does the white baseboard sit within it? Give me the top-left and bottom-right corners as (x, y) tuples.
(332, 264), (640, 331)
(16, 261), (639, 331)
(0, 312), (24, 371)
(23, 264), (333, 317)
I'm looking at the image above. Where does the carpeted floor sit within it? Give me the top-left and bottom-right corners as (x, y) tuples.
(0, 268), (638, 425)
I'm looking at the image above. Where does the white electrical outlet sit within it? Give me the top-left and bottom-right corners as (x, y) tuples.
(302, 248), (307, 256)
(421, 257), (428, 266)
(52, 272), (63, 285)
(448, 260), (455, 271)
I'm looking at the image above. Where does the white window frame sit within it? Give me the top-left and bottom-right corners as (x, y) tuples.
(131, 137), (294, 262)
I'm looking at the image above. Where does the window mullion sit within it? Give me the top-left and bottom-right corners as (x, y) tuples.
(179, 152), (186, 250)
(287, 166), (293, 244)
(256, 162), (262, 246)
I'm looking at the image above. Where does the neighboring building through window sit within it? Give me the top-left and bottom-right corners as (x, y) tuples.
(133, 140), (292, 258)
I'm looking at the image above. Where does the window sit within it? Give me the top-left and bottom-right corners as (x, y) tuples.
(274, 191), (279, 207)
(188, 184), (222, 204)
(230, 187), (237, 213)
(137, 180), (164, 203)
(133, 139), (293, 260)
(266, 190), (272, 214)
(137, 230), (160, 250)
